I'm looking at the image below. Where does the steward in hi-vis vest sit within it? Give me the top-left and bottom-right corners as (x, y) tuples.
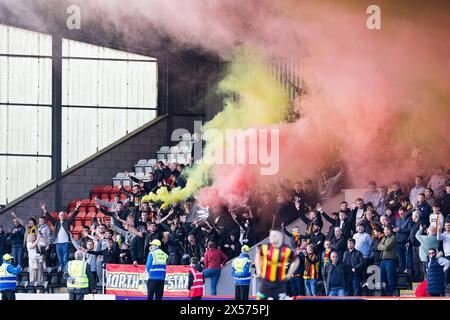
(231, 245), (252, 300)
(0, 254), (22, 300)
(63, 251), (96, 300)
(146, 239), (168, 300)
(187, 256), (204, 300)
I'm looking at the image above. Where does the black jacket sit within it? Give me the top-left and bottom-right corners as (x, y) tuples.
(308, 232), (326, 255)
(323, 262), (347, 293)
(44, 209), (79, 243)
(322, 211), (352, 240)
(88, 243), (120, 266)
(330, 236), (347, 261)
(274, 201), (300, 229)
(130, 176), (158, 194)
(409, 222), (422, 247)
(343, 249), (365, 275)
(130, 235), (146, 264)
(349, 206), (367, 233)
(9, 225), (25, 247)
(0, 231), (10, 254)
(442, 193), (450, 219)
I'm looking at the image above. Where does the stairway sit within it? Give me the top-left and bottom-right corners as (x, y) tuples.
(400, 282), (420, 297)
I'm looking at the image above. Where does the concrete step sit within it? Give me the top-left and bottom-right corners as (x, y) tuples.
(400, 289), (415, 296)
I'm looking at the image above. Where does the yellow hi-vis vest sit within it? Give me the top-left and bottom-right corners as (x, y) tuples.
(67, 260), (89, 289)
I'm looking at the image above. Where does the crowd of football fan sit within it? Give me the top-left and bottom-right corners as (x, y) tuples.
(0, 160), (449, 297)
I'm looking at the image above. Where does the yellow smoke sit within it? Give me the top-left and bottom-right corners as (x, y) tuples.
(143, 48), (291, 208)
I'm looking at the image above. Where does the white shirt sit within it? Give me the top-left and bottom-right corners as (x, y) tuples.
(355, 208), (365, 226)
(27, 241), (38, 269)
(438, 231), (450, 257)
(429, 213), (444, 232)
(56, 226), (69, 244)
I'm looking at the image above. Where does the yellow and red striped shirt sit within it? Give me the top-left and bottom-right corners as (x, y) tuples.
(258, 244), (293, 282)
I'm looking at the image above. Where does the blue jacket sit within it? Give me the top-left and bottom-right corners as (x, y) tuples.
(426, 258), (445, 295)
(146, 248), (168, 280)
(0, 261), (21, 291)
(395, 215), (413, 243)
(231, 253), (252, 285)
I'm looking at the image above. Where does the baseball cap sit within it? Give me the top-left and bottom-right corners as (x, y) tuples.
(241, 245), (250, 253)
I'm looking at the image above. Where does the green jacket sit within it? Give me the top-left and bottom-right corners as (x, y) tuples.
(377, 234), (397, 260)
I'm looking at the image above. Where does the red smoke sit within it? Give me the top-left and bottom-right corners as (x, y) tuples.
(79, 0), (450, 207)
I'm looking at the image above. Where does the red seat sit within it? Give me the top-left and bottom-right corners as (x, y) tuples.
(88, 206), (97, 213)
(97, 212), (106, 219)
(100, 192), (109, 200)
(75, 211), (86, 221)
(86, 211), (96, 219)
(84, 219), (92, 227)
(74, 220), (83, 227)
(120, 193), (127, 200)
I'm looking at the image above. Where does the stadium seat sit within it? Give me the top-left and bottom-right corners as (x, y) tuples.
(112, 172), (126, 187)
(16, 281), (28, 293)
(86, 211), (97, 219)
(122, 175), (133, 187)
(100, 191), (110, 200)
(97, 212), (106, 219)
(84, 219), (92, 227)
(48, 274), (61, 293)
(144, 162), (154, 175)
(75, 211), (86, 221)
(177, 153), (187, 164)
(35, 281), (49, 293)
(134, 159), (147, 174)
(90, 186), (104, 199)
(167, 153), (176, 163)
(20, 267), (30, 282)
(43, 267), (53, 282)
(26, 281), (38, 293)
(120, 193), (128, 200)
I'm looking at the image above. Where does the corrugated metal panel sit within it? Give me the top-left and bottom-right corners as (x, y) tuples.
(62, 59), (157, 108)
(61, 38), (158, 170)
(62, 39), (155, 60)
(0, 25), (52, 56)
(0, 106), (51, 154)
(0, 57), (52, 104)
(0, 156), (51, 205)
(61, 107), (157, 170)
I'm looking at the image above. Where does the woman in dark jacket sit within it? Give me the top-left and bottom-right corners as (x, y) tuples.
(426, 249), (449, 296)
